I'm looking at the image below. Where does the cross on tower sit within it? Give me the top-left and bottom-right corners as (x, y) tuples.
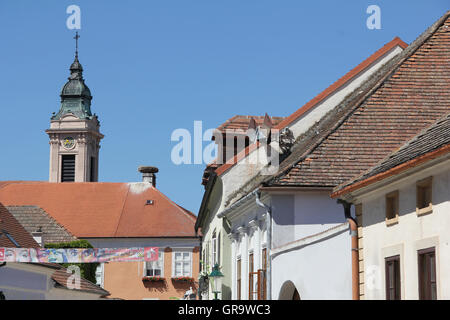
(74, 31), (80, 57)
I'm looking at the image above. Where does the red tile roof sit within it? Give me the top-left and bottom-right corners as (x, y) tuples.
(274, 37), (408, 130)
(269, 12), (450, 188)
(213, 37), (408, 177)
(332, 112), (450, 197)
(0, 182), (197, 238)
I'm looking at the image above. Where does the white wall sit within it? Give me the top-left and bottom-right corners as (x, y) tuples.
(270, 192), (352, 299)
(357, 159), (450, 299)
(272, 228), (352, 299)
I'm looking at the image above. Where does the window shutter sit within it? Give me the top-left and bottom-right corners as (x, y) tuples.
(61, 155), (76, 182)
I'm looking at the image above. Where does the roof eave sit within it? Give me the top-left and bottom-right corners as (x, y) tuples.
(195, 172), (217, 232)
(332, 144), (450, 199)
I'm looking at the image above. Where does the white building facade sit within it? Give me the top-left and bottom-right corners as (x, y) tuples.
(222, 190), (354, 300)
(196, 37), (406, 300)
(339, 155), (450, 299)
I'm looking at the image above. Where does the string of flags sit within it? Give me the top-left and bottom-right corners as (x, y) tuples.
(0, 247), (158, 263)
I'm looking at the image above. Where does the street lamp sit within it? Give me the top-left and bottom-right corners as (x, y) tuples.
(209, 263), (224, 300)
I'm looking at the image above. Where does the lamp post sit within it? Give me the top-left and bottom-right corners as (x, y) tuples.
(209, 263), (224, 300)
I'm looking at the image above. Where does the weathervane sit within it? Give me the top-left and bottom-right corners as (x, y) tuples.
(74, 31), (80, 58)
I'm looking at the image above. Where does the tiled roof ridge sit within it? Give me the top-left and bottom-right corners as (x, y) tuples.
(273, 36), (408, 130)
(112, 183), (131, 237)
(214, 37), (408, 177)
(332, 111), (450, 196)
(223, 11), (450, 206)
(267, 10), (450, 186)
(5, 205), (77, 241)
(223, 53), (407, 205)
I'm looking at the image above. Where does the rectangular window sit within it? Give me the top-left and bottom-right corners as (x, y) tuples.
(61, 155), (75, 182)
(202, 249), (205, 273)
(261, 248), (267, 300)
(416, 177), (432, 215)
(418, 248), (437, 300)
(385, 190), (399, 224)
(90, 156), (96, 182)
(217, 232), (221, 266)
(249, 252), (254, 300)
(206, 242), (210, 269)
(173, 251), (192, 277)
(237, 258), (241, 300)
(385, 255), (401, 300)
(212, 233), (217, 265)
(145, 251), (164, 276)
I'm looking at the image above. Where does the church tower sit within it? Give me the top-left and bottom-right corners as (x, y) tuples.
(46, 33), (104, 182)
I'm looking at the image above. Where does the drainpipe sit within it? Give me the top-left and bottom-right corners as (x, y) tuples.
(337, 199), (359, 300)
(255, 190), (272, 300)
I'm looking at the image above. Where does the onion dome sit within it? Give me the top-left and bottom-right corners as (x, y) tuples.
(52, 44), (94, 120)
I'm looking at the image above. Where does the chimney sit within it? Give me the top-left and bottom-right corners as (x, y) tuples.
(138, 166), (159, 187)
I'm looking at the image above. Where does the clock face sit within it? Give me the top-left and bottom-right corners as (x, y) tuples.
(62, 137), (75, 149)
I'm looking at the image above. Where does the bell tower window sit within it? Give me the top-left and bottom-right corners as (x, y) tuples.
(90, 156), (96, 182)
(61, 155), (76, 182)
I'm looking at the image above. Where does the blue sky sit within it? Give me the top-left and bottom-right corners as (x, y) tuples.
(0, 1), (448, 214)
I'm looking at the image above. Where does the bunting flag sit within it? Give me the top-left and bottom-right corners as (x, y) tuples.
(0, 247), (158, 263)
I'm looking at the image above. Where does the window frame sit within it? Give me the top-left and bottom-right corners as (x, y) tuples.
(261, 247), (267, 300)
(418, 247), (437, 300)
(212, 232), (217, 265)
(385, 190), (399, 226)
(237, 256), (241, 300)
(385, 255), (401, 300)
(416, 177), (433, 216)
(61, 154), (76, 182)
(172, 249), (193, 278)
(248, 251), (254, 300)
(144, 250), (164, 277)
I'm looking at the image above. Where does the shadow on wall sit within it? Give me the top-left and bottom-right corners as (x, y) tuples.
(271, 194), (345, 227)
(278, 280), (301, 300)
(221, 284), (231, 300)
(171, 279), (198, 293)
(143, 280), (168, 293)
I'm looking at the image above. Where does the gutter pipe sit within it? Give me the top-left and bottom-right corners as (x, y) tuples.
(337, 199), (359, 300)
